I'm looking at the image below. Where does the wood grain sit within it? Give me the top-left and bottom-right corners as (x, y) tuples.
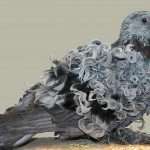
(15, 138), (150, 150)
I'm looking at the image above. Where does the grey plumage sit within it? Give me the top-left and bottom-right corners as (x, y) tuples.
(2, 11), (150, 148)
(112, 11), (150, 57)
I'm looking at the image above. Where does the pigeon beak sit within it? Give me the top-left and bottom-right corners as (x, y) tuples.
(142, 46), (150, 58)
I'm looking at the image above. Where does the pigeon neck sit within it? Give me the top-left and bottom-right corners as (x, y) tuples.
(112, 38), (150, 59)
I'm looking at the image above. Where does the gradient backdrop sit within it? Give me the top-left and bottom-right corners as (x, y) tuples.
(0, 0), (150, 134)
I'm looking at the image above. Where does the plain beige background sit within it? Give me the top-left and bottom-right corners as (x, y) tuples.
(0, 0), (150, 134)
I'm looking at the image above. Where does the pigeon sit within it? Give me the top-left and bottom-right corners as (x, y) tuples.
(3, 11), (150, 148)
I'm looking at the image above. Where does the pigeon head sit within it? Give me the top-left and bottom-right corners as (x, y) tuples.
(112, 11), (150, 57)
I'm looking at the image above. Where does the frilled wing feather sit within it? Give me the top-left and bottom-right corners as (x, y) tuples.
(3, 40), (150, 148)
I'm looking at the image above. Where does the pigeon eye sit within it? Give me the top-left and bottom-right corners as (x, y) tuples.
(142, 18), (147, 24)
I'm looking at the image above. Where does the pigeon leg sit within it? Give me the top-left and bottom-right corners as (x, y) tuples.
(110, 128), (150, 144)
